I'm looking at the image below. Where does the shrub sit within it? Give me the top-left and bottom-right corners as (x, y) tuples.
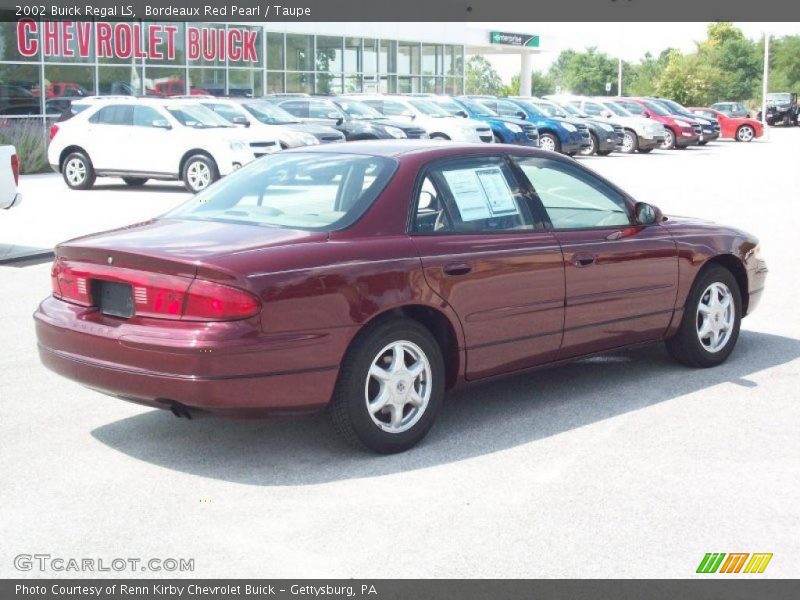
(0, 118), (50, 174)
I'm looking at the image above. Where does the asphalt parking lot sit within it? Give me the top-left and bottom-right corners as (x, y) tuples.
(1, 131), (799, 578)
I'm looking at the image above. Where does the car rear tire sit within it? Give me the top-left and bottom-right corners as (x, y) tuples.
(661, 128), (676, 150)
(621, 130), (638, 153)
(579, 132), (597, 156)
(122, 177), (148, 187)
(182, 154), (218, 193)
(62, 151), (96, 190)
(330, 318), (445, 454)
(665, 264), (742, 368)
(736, 125), (755, 142)
(539, 133), (561, 153)
(430, 133), (450, 140)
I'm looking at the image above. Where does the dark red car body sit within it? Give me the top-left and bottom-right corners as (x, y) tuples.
(34, 142), (767, 417)
(688, 107), (764, 141)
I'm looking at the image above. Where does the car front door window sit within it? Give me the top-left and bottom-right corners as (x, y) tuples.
(515, 156), (631, 229)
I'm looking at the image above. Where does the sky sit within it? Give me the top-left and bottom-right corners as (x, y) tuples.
(473, 22), (800, 83)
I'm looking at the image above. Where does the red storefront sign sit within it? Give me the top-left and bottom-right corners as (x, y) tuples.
(16, 20), (260, 62)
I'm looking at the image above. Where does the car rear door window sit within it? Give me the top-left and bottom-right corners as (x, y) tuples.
(309, 100), (338, 119)
(514, 156), (632, 229)
(416, 156), (536, 234)
(89, 104), (134, 126)
(380, 100), (411, 116)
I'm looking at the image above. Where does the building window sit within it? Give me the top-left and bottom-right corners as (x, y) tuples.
(99, 65), (142, 96)
(229, 68), (262, 97)
(43, 65), (95, 99)
(267, 32), (284, 70)
(188, 23), (226, 68)
(146, 66), (189, 96)
(0, 63), (42, 115)
(266, 71), (284, 94)
(286, 34), (313, 71)
(316, 36), (343, 73)
(286, 72), (313, 94)
(189, 68), (226, 96)
(316, 72), (342, 95)
(363, 39), (378, 74)
(344, 37), (361, 73)
(397, 42), (420, 76)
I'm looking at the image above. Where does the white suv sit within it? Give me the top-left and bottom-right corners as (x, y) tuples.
(348, 95), (493, 143)
(48, 98), (262, 193)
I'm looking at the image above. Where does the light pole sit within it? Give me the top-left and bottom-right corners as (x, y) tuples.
(761, 33), (770, 140)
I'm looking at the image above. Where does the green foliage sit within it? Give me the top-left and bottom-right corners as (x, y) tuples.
(548, 47), (617, 95)
(510, 23), (797, 107)
(465, 55), (504, 96)
(0, 119), (49, 174)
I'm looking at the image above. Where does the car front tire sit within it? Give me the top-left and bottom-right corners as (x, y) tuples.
(330, 318), (445, 454)
(621, 130), (638, 154)
(182, 155), (218, 193)
(666, 264), (742, 368)
(661, 128), (676, 150)
(62, 151), (96, 190)
(736, 125), (755, 142)
(539, 133), (561, 153)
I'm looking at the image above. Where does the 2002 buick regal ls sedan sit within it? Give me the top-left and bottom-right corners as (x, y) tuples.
(35, 141), (768, 453)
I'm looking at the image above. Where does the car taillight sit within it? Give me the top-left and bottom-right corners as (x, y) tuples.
(49, 124), (59, 141)
(11, 153), (19, 185)
(51, 260), (261, 321)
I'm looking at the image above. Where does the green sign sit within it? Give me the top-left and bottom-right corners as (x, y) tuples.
(490, 31), (539, 47)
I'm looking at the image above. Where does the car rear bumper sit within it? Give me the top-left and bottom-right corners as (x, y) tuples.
(34, 296), (344, 415)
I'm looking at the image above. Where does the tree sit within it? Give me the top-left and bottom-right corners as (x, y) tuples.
(548, 47), (618, 95)
(654, 50), (724, 105)
(464, 55), (504, 96)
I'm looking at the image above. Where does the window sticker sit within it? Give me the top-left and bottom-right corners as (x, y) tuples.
(442, 169), (492, 221)
(442, 166), (519, 221)
(475, 167), (518, 216)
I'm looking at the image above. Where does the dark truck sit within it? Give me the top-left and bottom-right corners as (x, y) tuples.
(758, 92), (798, 126)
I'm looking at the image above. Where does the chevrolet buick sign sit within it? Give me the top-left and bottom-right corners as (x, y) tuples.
(490, 31), (540, 47)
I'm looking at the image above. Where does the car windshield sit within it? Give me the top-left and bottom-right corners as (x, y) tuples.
(409, 99), (451, 117)
(242, 102), (299, 125)
(641, 100), (672, 116)
(767, 93), (791, 103)
(533, 101), (568, 118)
(658, 98), (692, 115)
(509, 99), (544, 116)
(431, 97), (464, 115)
(617, 100), (646, 115)
(600, 101), (630, 117)
(560, 103), (586, 117)
(166, 104), (233, 128)
(335, 100), (384, 120)
(167, 153), (397, 231)
(458, 98), (497, 117)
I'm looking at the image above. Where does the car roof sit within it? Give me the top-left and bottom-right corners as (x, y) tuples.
(284, 139), (553, 160)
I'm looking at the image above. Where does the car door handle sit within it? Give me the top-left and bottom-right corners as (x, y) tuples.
(572, 253), (597, 267)
(443, 262), (472, 276)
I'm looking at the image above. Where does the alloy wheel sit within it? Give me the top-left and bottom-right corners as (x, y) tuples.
(364, 340), (432, 434)
(540, 135), (556, 152)
(696, 282), (735, 353)
(737, 126), (754, 142)
(661, 130), (675, 149)
(65, 158), (86, 185)
(622, 132), (635, 153)
(580, 134), (596, 156)
(187, 161), (211, 190)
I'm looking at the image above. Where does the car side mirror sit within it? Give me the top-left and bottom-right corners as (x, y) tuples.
(643, 111), (652, 118)
(601, 110), (612, 118)
(335, 117), (344, 126)
(635, 202), (663, 225)
(456, 110), (468, 118)
(232, 115), (250, 127)
(515, 110), (526, 119)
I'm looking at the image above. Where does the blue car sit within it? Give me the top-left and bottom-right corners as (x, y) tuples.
(421, 96), (539, 146)
(473, 97), (592, 155)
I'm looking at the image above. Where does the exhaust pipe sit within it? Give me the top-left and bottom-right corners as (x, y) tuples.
(167, 401), (193, 419)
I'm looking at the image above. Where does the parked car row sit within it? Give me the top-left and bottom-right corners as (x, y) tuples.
(46, 92), (770, 194)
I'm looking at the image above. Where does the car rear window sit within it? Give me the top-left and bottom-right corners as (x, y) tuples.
(167, 152), (397, 231)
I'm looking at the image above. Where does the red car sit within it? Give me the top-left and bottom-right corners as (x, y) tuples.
(611, 97), (702, 149)
(34, 142), (767, 453)
(689, 107), (763, 142)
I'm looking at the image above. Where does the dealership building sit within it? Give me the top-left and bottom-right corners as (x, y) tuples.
(0, 21), (540, 124)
